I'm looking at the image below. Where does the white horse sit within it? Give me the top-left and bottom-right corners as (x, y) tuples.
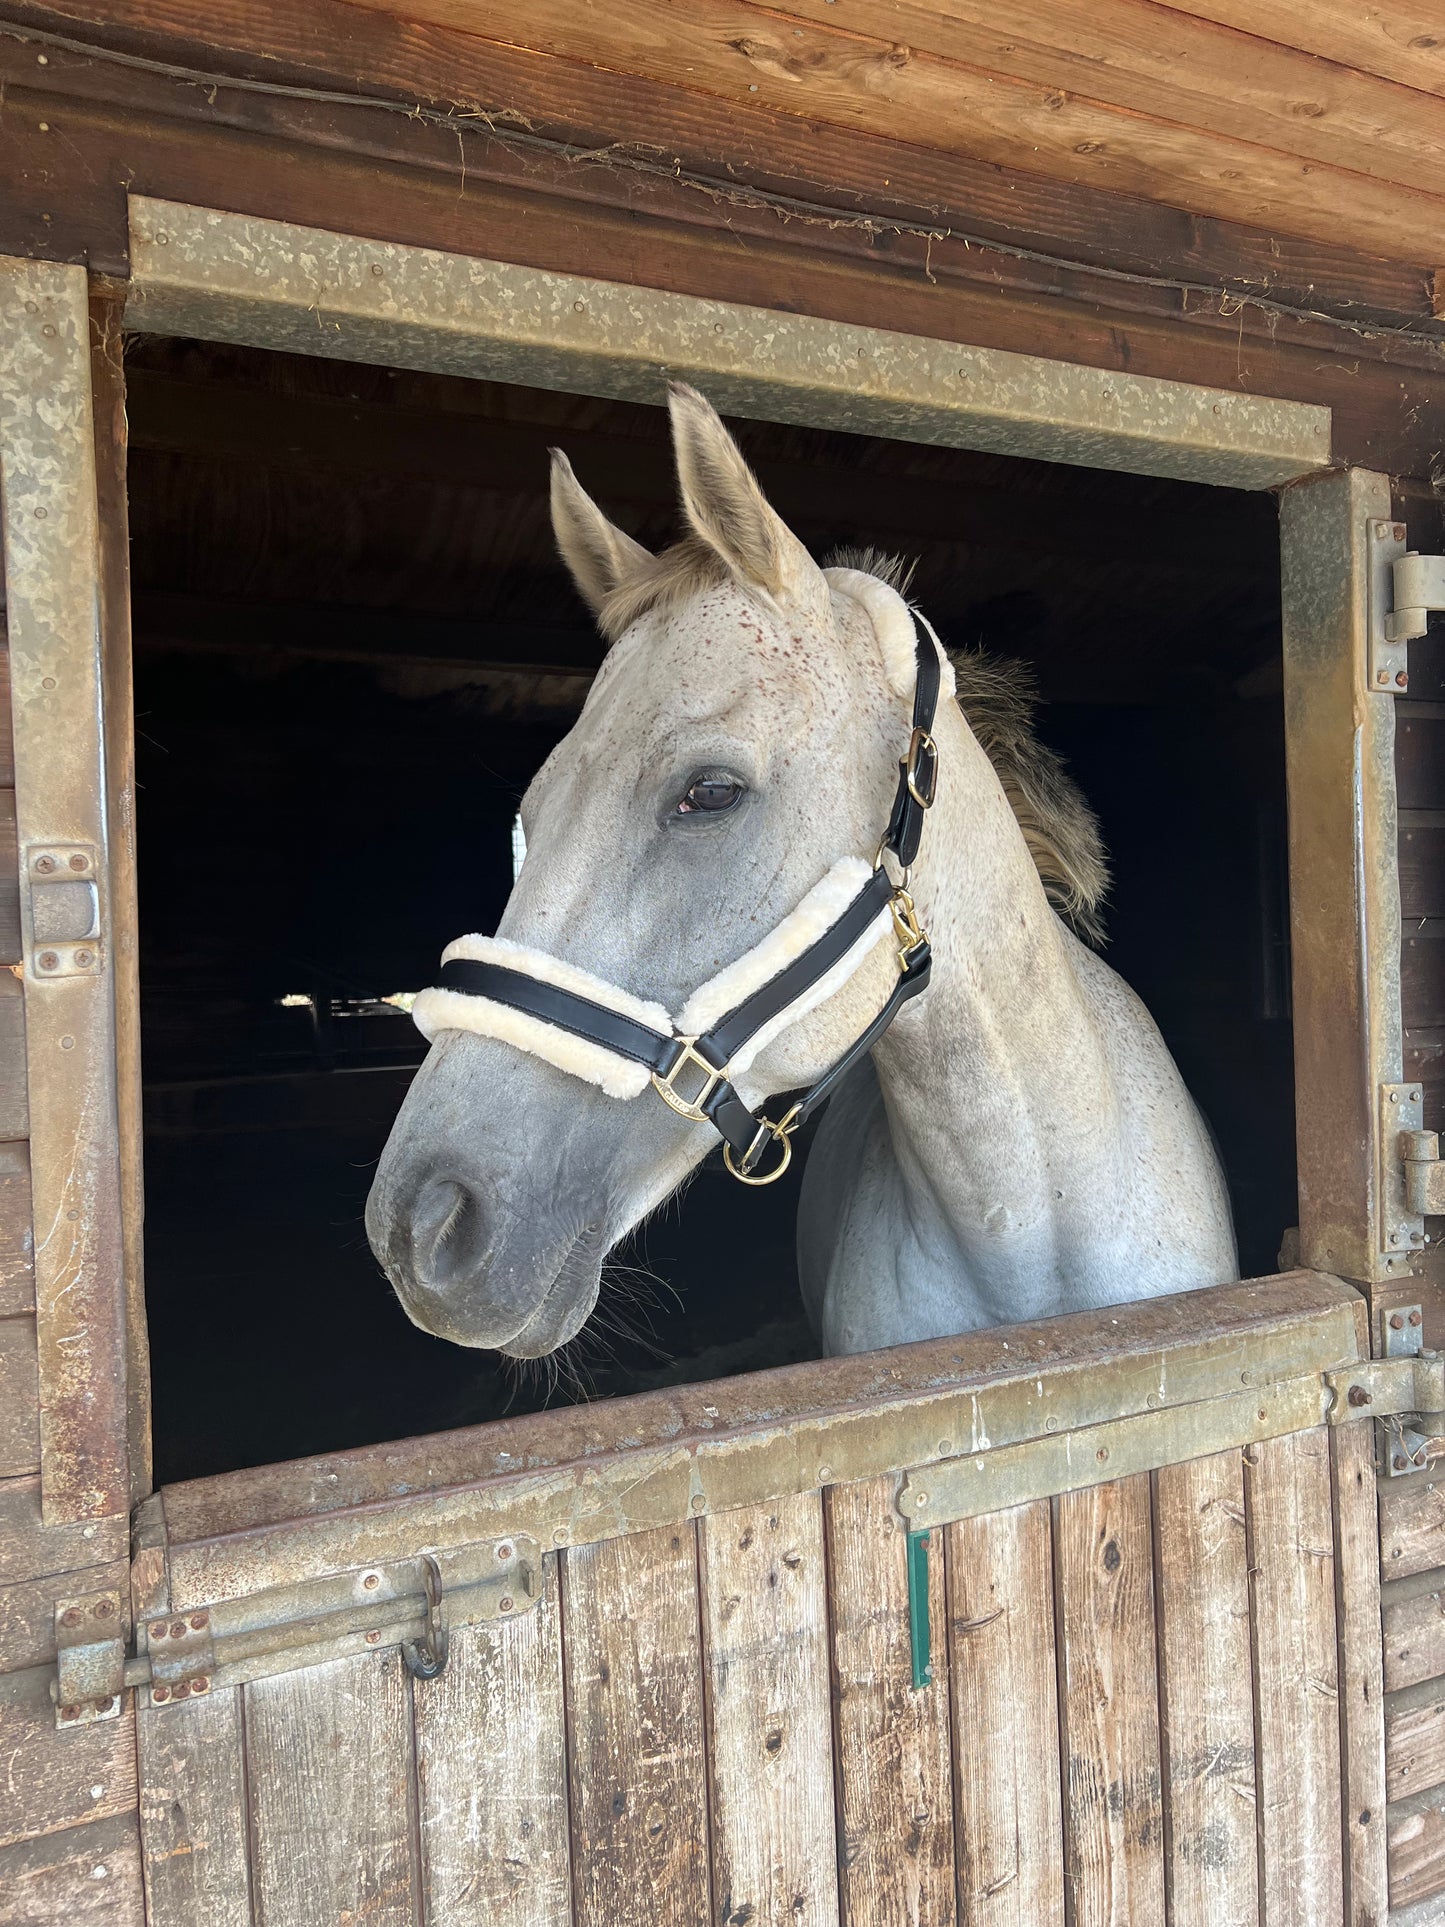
(366, 384), (1236, 1360)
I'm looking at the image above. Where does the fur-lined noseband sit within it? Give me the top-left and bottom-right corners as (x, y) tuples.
(412, 612), (943, 1182)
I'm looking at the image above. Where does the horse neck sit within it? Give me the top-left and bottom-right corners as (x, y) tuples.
(870, 703), (1115, 1245)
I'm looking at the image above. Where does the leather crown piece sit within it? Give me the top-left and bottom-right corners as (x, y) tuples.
(413, 610), (942, 1183)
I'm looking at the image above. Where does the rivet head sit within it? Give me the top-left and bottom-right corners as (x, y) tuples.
(152, 1685), (169, 1702)
(59, 1035), (75, 1050)
(362, 1572), (380, 1589)
(60, 1704), (80, 1720)
(61, 1607), (83, 1628)
(365, 1629), (381, 1645)
(1096, 1446), (1110, 1462)
(1378, 670), (1391, 684)
(191, 1676), (209, 1693)
(1395, 1454), (1409, 1471)
(1398, 671), (1410, 688)
(169, 1621), (185, 1639)
(690, 1495), (706, 1513)
(33, 506), (47, 519)
(370, 263), (384, 276)
(552, 1527), (569, 1545)
(936, 1438), (952, 1455)
(190, 1612), (207, 1629)
(818, 1464), (833, 1483)
(912, 1490), (929, 1508)
(1391, 1313), (1406, 1330)
(1395, 524), (1408, 540)
(1410, 1310), (1423, 1326)
(150, 1622), (167, 1640)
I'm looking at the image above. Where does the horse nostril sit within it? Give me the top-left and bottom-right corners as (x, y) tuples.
(412, 1177), (487, 1292)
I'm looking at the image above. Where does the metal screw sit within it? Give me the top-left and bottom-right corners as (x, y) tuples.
(152, 1685), (170, 1703)
(1391, 1313), (1406, 1330)
(370, 263), (384, 276)
(34, 854), (56, 874)
(93, 1599), (114, 1618)
(1398, 672), (1410, 688)
(499, 1596), (514, 1613)
(495, 1542), (513, 1562)
(75, 950), (94, 968)
(1410, 1310), (1423, 1326)
(1349, 1385), (1372, 1407)
(95, 1697), (114, 1713)
(169, 1621), (185, 1639)
(61, 1608), (82, 1627)
(362, 1573), (380, 1590)
(690, 1495), (705, 1513)
(172, 1680), (189, 1699)
(37, 952), (58, 971)
(191, 1676), (209, 1693)
(1395, 1454), (1409, 1471)
(818, 1464), (833, 1482)
(937, 1438), (953, 1455)
(1395, 524), (1408, 541)
(1096, 1446), (1110, 1462)
(68, 853), (88, 871)
(190, 1612), (207, 1629)
(60, 1704), (80, 1720)
(365, 1630), (381, 1645)
(1378, 670), (1391, 685)
(150, 1622), (168, 1640)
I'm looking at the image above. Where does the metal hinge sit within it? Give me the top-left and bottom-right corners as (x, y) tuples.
(1381, 1083), (1430, 1269)
(1368, 520), (1445, 692)
(1324, 1305), (1445, 1478)
(22, 843), (103, 980)
(54, 1587), (126, 1728)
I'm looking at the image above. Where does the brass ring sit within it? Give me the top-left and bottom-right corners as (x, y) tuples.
(723, 1125), (795, 1187)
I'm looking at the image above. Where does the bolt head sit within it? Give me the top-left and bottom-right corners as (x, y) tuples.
(1395, 1454), (1409, 1471)
(150, 1622), (167, 1640)
(152, 1686), (169, 1703)
(1378, 670), (1391, 684)
(1410, 1310), (1423, 1326)
(95, 1697), (114, 1714)
(1395, 524), (1408, 540)
(192, 1676), (209, 1693)
(1398, 672), (1410, 688)
(1349, 1385), (1372, 1407)
(169, 1621), (185, 1639)
(1391, 1313), (1406, 1330)
(190, 1613), (207, 1629)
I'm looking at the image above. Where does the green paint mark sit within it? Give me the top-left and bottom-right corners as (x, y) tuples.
(907, 1528), (932, 1690)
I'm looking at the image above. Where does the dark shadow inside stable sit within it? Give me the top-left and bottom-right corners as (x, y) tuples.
(125, 338), (1295, 1483)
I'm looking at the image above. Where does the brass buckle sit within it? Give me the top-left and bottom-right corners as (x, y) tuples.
(889, 888), (928, 972)
(651, 1039), (727, 1123)
(902, 727), (938, 809)
(723, 1104), (802, 1187)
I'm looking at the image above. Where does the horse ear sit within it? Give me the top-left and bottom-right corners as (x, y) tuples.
(667, 384), (828, 617)
(549, 449), (653, 617)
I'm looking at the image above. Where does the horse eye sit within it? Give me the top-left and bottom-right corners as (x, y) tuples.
(677, 774), (745, 815)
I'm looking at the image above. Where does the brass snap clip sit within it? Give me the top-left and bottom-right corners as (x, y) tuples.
(889, 888), (928, 972)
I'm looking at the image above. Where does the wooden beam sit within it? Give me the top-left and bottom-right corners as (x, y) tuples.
(332, 0), (1445, 260)
(1152, 0), (1445, 101)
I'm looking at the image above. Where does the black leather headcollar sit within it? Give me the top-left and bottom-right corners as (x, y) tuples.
(434, 611), (942, 1182)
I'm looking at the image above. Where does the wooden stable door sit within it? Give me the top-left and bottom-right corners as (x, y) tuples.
(132, 1273), (1388, 1927)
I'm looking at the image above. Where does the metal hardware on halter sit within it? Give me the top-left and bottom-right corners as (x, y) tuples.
(724, 1101), (803, 1187)
(651, 1038), (728, 1123)
(889, 888), (927, 972)
(903, 727), (939, 810)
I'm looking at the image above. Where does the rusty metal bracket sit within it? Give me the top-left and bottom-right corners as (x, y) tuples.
(1405, 1131), (1445, 1218)
(144, 1607), (216, 1707)
(1381, 1084), (1429, 1264)
(54, 1588), (125, 1728)
(1323, 1348), (1445, 1426)
(23, 844), (103, 981)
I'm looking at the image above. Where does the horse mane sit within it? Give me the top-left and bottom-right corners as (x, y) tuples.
(830, 549), (1109, 947)
(600, 539), (1110, 945)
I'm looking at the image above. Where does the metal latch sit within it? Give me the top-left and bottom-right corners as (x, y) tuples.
(1369, 521), (1445, 692)
(54, 1588), (126, 1727)
(23, 843), (102, 979)
(1325, 1305), (1445, 1477)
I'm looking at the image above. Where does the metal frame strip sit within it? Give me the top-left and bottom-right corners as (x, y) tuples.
(123, 196), (1330, 491)
(0, 257), (127, 1523)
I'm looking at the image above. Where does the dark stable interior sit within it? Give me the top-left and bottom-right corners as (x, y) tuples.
(126, 339), (1295, 1484)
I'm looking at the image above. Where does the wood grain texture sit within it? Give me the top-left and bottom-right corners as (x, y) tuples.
(244, 1648), (420, 1927)
(1384, 1579), (1445, 1693)
(945, 1498), (1064, 1926)
(339, 0), (1445, 259)
(1386, 1684), (1445, 1803)
(1380, 1474), (1445, 1583)
(1330, 1423), (1389, 1927)
(0, 634), (14, 792)
(0, 1811), (143, 1926)
(138, 1687), (252, 1927)
(562, 1524), (709, 1927)
(1151, 0), (1445, 98)
(825, 1476), (954, 1925)
(0, 1473), (126, 1589)
(1055, 1476), (1166, 1927)
(0, 1663), (138, 1849)
(0, 792), (19, 968)
(0, 1142), (34, 1319)
(1245, 1427), (1344, 1925)
(415, 1560), (571, 1927)
(700, 1492), (839, 1927)
(1388, 1785), (1445, 1911)
(0, 973), (28, 1142)
(1152, 1452), (1258, 1927)
(0, 1315), (39, 1477)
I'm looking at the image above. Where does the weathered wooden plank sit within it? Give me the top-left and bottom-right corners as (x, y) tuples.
(334, 0), (1445, 259)
(0, 1142), (34, 1320)
(946, 1498), (1064, 1926)
(415, 1559), (571, 1927)
(1331, 1422), (1389, 1927)
(1384, 1575), (1445, 1693)
(0, 1663), (138, 1849)
(1152, 0), (1445, 99)
(0, 1811), (143, 1926)
(0, 1556), (127, 1676)
(1152, 1451), (1258, 1927)
(1380, 1474), (1445, 1583)
(0, 1315), (39, 1478)
(1388, 1785), (1445, 1912)
(0, 791), (18, 969)
(244, 1648), (420, 1926)
(138, 1687), (252, 1927)
(1399, 824), (1445, 921)
(1387, 1686), (1445, 1803)
(0, 632), (14, 793)
(1055, 1476), (1166, 1927)
(0, 1474), (126, 1589)
(700, 1492), (839, 1927)
(1245, 1427), (1344, 1925)
(562, 1524), (708, 1927)
(825, 1475), (954, 1925)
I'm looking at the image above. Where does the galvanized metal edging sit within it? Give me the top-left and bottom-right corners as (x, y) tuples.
(0, 256), (128, 1523)
(157, 1291), (1366, 1613)
(123, 196), (1330, 492)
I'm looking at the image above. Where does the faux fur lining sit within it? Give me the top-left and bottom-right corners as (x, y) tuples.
(411, 935), (670, 1101)
(413, 859), (894, 1096)
(824, 569), (956, 706)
